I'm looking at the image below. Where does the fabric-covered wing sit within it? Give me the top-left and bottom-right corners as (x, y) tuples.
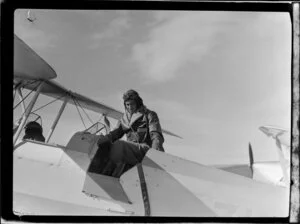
(19, 80), (181, 137)
(120, 149), (289, 216)
(14, 192), (125, 216)
(20, 79), (123, 120)
(212, 164), (253, 178)
(14, 35), (57, 80)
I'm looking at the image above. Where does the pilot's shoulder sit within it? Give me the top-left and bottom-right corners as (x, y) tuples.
(145, 109), (159, 120)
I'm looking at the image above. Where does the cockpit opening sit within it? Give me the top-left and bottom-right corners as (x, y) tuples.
(23, 121), (45, 142)
(14, 113), (45, 143)
(87, 142), (134, 178)
(84, 122), (134, 178)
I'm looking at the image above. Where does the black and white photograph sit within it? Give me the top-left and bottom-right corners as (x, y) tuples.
(7, 2), (298, 220)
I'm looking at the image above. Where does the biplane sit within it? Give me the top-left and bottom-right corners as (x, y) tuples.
(13, 34), (290, 217)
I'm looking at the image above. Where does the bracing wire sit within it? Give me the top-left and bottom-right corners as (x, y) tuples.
(14, 81), (66, 125)
(97, 114), (104, 123)
(72, 96), (87, 129)
(22, 79), (39, 89)
(13, 81), (40, 110)
(13, 88), (17, 102)
(13, 81), (23, 102)
(73, 98), (94, 125)
(31, 94), (66, 113)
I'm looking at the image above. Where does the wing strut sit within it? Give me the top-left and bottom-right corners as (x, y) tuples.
(13, 81), (40, 110)
(45, 96), (69, 143)
(13, 81), (45, 146)
(137, 163), (151, 216)
(17, 88), (26, 114)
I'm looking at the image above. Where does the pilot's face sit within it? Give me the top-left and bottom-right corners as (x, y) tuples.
(125, 100), (137, 115)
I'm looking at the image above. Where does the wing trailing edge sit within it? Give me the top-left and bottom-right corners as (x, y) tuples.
(14, 34), (57, 80)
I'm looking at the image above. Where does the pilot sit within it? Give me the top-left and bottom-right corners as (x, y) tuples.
(95, 89), (164, 166)
(23, 121), (45, 142)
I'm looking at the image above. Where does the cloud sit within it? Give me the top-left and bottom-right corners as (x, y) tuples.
(146, 98), (216, 139)
(89, 11), (131, 49)
(131, 11), (233, 83)
(131, 11), (288, 84)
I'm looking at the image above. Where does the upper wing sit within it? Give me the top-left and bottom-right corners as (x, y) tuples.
(14, 34), (57, 80)
(14, 192), (126, 216)
(14, 35), (181, 138)
(18, 79), (181, 137)
(18, 79), (124, 120)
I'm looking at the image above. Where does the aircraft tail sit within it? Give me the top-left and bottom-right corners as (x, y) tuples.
(258, 126), (290, 186)
(274, 135), (290, 186)
(248, 142), (284, 186)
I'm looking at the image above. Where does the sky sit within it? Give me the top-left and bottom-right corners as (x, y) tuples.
(13, 9), (291, 165)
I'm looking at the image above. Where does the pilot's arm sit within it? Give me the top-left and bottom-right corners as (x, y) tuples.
(148, 111), (165, 152)
(97, 121), (126, 146)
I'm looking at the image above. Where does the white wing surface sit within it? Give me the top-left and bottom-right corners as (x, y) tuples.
(14, 35), (57, 80)
(124, 149), (289, 216)
(18, 79), (123, 120)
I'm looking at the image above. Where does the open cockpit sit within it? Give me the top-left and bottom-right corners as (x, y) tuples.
(14, 118), (134, 179)
(65, 121), (134, 178)
(14, 120), (135, 210)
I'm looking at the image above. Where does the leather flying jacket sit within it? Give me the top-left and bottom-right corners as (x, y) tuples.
(106, 106), (165, 152)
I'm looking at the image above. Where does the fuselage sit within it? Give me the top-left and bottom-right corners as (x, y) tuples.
(13, 131), (289, 217)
